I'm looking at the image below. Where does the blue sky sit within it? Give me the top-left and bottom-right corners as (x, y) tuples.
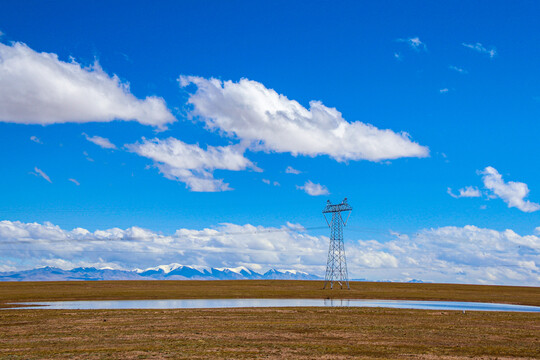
(0, 1), (539, 284)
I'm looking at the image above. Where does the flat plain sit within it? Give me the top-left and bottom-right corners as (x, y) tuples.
(0, 280), (539, 359)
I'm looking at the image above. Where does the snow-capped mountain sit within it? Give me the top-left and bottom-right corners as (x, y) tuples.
(0, 264), (321, 281)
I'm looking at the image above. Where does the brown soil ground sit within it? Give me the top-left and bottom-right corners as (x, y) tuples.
(0, 280), (539, 359)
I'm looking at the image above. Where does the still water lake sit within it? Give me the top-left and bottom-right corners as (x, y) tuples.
(7, 299), (540, 312)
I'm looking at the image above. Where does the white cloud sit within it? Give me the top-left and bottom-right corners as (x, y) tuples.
(462, 42), (497, 58)
(30, 136), (42, 144)
(126, 137), (259, 192)
(397, 37), (427, 51)
(480, 166), (539, 212)
(262, 179), (280, 186)
(394, 52), (402, 60)
(439, 88), (449, 94)
(297, 180), (330, 196)
(347, 225), (540, 284)
(389, 230), (409, 241)
(285, 166), (301, 174)
(31, 167), (51, 183)
(0, 42), (175, 128)
(179, 76), (429, 162)
(83, 151), (94, 162)
(449, 65), (467, 74)
(1, 220), (539, 285)
(68, 178), (80, 186)
(447, 186), (481, 199)
(0, 220), (329, 274)
(83, 133), (117, 149)
(535, 227), (540, 235)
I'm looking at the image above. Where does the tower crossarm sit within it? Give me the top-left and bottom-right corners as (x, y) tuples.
(322, 198), (352, 213)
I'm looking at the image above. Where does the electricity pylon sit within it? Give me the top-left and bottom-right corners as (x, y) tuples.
(323, 198), (352, 290)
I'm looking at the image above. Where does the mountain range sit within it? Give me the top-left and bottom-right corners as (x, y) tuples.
(0, 264), (321, 281)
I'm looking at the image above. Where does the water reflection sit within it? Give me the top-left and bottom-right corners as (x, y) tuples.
(323, 299), (350, 307)
(5, 298), (540, 312)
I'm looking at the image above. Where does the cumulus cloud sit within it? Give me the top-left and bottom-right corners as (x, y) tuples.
(397, 37), (427, 51)
(447, 186), (481, 199)
(297, 180), (330, 196)
(0, 42), (175, 128)
(179, 76), (429, 162)
(285, 166), (301, 174)
(480, 167), (539, 212)
(126, 137), (259, 192)
(30, 136), (42, 144)
(0, 220), (328, 274)
(346, 225), (540, 284)
(462, 42), (497, 58)
(449, 65), (468, 74)
(83, 133), (117, 149)
(535, 227), (540, 235)
(31, 167), (51, 183)
(1, 220), (539, 285)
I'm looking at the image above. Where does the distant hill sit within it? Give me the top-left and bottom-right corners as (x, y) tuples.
(0, 264), (321, 281)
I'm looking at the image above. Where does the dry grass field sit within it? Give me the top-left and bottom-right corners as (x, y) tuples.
(0, 280), (539, 359)
(1, 280), (540, 306)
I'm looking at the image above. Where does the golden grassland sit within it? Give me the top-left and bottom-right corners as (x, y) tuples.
(1, 280), (540, 306)
(0, 280), (539, 359)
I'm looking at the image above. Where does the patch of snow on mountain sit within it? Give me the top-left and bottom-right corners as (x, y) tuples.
(215, 266), (252, 274)
(140, 263), (184, 273)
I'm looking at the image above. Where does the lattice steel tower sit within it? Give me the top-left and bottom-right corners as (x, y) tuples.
(323, 198), (352, 290)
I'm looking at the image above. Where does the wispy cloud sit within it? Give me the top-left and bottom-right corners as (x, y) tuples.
(462, 42), (497, 58)
(29, 136), (42, 144)
(83, 133), (117, 149)
(285, 166), (301, 175)
(480, 167), (539, 212)
(262, 179), (280, 186)
(389, 230), (409, 241)
(83, 151), (94, 162)
(449, 65), (468, 74)
(394, 52), (402, 60)
(297, 181), (329, 196)
(31, 167), (51, 183)
(396, 37), (427, 51)
(447, 186), (481, 199)
(439, 88), (449, 94)
(68, 178), (80, 186)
